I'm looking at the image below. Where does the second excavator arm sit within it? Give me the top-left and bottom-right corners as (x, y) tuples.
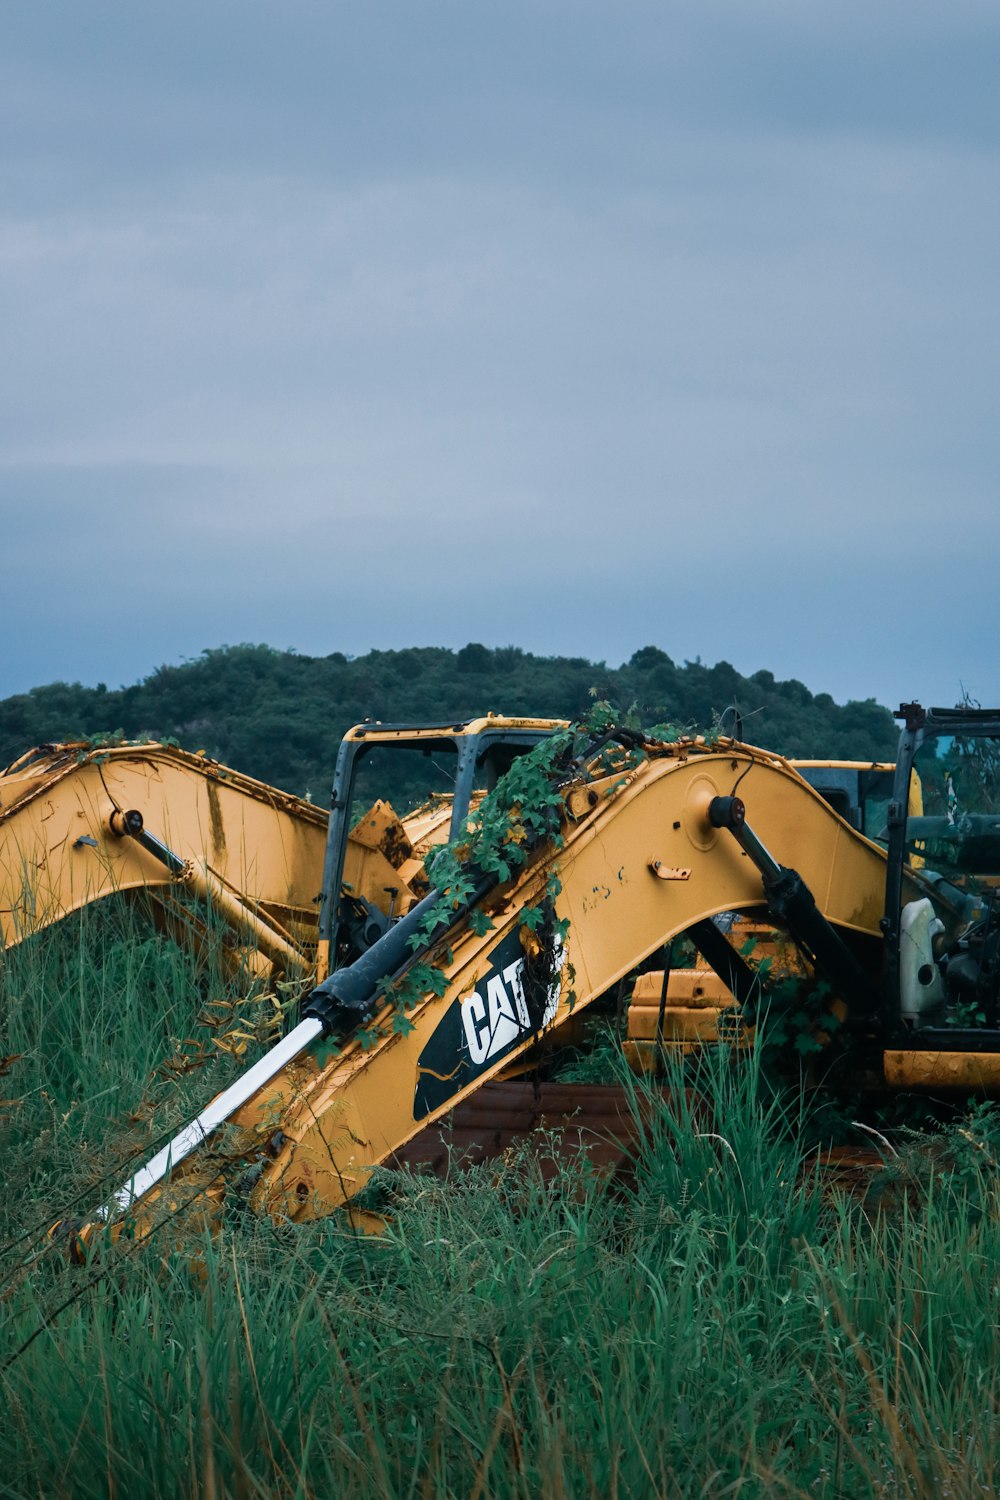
(0, 741), (329, 975)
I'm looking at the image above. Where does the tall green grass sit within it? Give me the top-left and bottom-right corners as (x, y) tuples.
(4, 911), (1000, 1497)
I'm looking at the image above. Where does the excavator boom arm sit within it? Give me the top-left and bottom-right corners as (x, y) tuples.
(105, 735), (896, 1231)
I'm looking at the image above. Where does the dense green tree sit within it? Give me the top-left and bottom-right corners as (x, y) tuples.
(0, 642), (900, 799)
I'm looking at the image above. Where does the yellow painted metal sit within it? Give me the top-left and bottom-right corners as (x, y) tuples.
(624, 969), (737, 1060)
(140, 889), (276, 983)
(883, 1050), (1000, 1090)
(338, 714), (568, 748)
(177, 857), (310, 974)
(792, 760), (895, 773)
(19, 715), (556, 974)
(341, 799), (427, 921)
(621, 756), (900, 1049)
(631, 969), (732, 1010)
(32, 724), (980, 1247)
(624, 919), (810, 1063)
(315, 938), (332, 984)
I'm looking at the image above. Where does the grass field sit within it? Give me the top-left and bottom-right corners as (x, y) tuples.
(3, 903), (1000, 1498)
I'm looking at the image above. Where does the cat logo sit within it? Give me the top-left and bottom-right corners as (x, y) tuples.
(459, 952), (559, 1066)
(413, 926), (565, 1120)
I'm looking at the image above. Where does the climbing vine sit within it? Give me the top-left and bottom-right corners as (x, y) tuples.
(356, 703), (663, 1048)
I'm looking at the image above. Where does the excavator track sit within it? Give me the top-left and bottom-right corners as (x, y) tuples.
(392, 1080), (890, 1205)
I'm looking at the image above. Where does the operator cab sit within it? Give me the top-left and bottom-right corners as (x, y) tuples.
(316, 716), (565, 974)
(886, 704), (1000, 1041)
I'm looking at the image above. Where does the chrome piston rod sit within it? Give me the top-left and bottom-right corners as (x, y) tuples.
(98, 1015), (323, 1219)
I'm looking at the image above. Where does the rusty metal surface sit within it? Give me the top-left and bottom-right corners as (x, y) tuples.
(805, 1144), (887, 1199)
(388, 1081), (646, 1178)
(391, 1082), (890, 1203)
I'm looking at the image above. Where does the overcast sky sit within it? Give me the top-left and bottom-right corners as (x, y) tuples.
(3, 1), (999, 712)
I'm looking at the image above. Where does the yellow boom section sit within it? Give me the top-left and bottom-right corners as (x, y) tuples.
(106, 736), (899, 1235)
(0, 742), (328, 972)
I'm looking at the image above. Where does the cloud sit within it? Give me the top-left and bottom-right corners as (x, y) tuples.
(1, 2), (999, 713)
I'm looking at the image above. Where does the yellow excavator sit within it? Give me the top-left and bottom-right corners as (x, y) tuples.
(9, 700), (998, 1245)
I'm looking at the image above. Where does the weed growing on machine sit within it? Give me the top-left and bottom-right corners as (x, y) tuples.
(363, 701), (658, 1050)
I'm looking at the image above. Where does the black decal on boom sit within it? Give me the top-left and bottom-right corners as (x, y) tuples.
(413, 926), (563, 1119)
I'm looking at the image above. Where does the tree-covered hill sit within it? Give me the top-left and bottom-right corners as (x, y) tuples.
(0, 643), (898, 798)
